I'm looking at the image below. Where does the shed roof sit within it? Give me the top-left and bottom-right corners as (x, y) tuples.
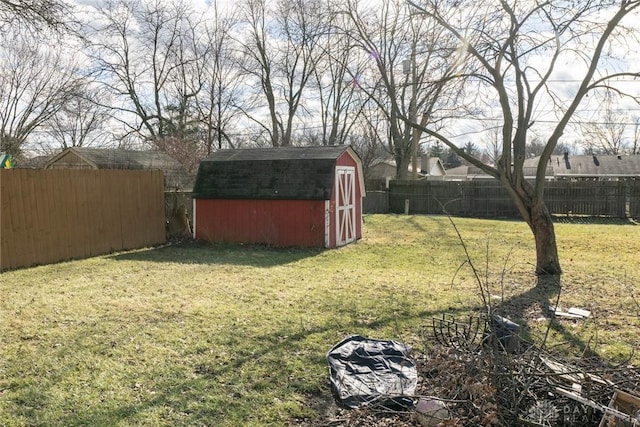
(46, 147), (179, 169)
(193, 145), (362, 200)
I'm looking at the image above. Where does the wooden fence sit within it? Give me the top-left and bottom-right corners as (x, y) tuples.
(1, 169), (166, 271)
(363, 180), (640, 218)
(630, 181), (640, 217)
(362, 191), (389, 215)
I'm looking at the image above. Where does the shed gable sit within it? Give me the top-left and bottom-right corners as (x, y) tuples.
(46, 150), (95, 169)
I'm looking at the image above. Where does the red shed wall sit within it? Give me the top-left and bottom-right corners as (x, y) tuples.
(195, 199), (327, 247)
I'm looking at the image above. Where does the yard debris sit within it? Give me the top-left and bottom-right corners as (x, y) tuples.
(598, 389), (640, 427)
(414, 398), (450, 426)
(489, 314), (521, 353)
(319, 315), (640, 426)
(432, 313), (522, 353)
(327, 335), (417, 410)
(568, 307), (592, 318)
(550, 305), (592, 319)
(554, 387), (640, 426)
(431, 313), (485, 350)
(540, 356), (613, 389)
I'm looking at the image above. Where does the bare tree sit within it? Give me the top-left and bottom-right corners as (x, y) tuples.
(41, 84), (113, 150)
(0, 32), (81, 160)
(310, 2), (370, 146)
(0, 0), (73, 34)
(237, 0), (323, 147)
(461, 141), (480, 158)
(87, 0), (254, 166)
(406, 0), (640, 275)
(87, 0), (196, 143)
(348, 124), (388, 179)
(342, 0), (462, 179)
(356, 93), (395, 160)
(581, 94), (630, 155)
(632, 116), (640, 155)
(236, 0), (279, 146)
(194, 4), (244, 153)
(526, 137), (547, 158)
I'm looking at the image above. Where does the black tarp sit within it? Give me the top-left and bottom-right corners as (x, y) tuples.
(326, 335), (417, 409)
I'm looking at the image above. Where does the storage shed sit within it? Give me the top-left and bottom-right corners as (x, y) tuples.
(192, 145), (365, 248)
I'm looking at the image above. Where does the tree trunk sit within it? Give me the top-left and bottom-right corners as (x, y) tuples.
(527, 202), (562, 276)
(396, 153), (411, 180)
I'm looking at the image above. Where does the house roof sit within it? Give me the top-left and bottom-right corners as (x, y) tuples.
(524, 154), (640, 177)
(444, 165), (495, 179)
(441, 154), (640, 180)
(46, 147), (178, 169)
(193, 145), (363, 200)
(369, 156), (446, 177)
(44, 147), (192, 189)
(444, 165), (470, 176)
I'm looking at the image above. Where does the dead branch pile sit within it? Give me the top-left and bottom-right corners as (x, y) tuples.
(323, 342), (640, 427)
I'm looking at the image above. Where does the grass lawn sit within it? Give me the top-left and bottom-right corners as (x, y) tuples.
(1, 214), (639, 426)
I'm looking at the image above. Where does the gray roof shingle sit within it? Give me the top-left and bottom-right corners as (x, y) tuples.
(193, 146), (354, 200)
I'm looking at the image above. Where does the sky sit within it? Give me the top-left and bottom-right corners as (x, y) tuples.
(429, 3), (640, 151)
(63, 0), (640, 154)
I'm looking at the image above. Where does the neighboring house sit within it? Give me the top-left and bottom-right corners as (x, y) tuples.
(420, 157), (447, 177)
(444, 162), (554, 181)
(523, 154), (640, 180)
(192, 145), (365, 248)
(44, 147), (193, 190)
(444, 165), (495, 181)
(367, 159), (397, 181)
(367, 156), (446, 182)
(443, 154), (640, 181)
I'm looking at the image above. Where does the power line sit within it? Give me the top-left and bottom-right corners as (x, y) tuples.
(444, 116), (640, 126)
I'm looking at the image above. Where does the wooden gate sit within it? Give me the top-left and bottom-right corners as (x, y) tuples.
(336, 166), (356, 246)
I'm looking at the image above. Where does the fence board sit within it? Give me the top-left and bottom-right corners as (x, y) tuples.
(362, 190), (389, 214)
(1, 169), (165, 271)
(630, 181), (640, 219)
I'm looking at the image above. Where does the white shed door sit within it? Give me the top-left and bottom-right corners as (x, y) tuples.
(336, 166), (356, 246)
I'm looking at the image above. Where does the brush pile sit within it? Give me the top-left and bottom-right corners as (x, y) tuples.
(320, 321), (640, 426)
